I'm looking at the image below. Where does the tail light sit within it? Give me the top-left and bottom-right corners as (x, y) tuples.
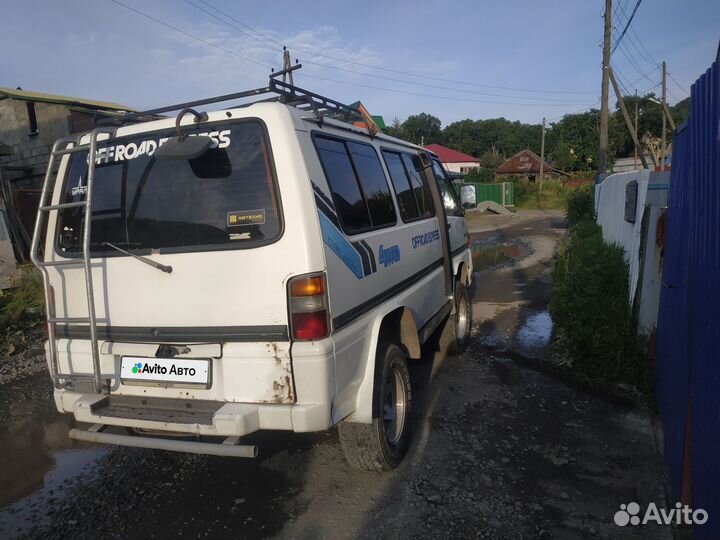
(288, 273), (330, 341)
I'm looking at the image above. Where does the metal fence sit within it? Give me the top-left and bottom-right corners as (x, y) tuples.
(458, 181), (514, 207)
(656, 55), (720, 540)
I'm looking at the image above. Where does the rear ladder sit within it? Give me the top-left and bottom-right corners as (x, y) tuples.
(30, 127), (116, 393)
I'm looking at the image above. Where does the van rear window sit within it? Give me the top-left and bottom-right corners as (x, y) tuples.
(56, 120), (282, 255)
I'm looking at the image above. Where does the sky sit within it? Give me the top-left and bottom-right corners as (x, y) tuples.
(1, 0), (718, 127)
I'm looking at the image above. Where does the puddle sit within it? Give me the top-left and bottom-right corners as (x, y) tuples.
(0, 387), (107, 536)
(471, 243), (523, 271)
(517, 311), (553, 352)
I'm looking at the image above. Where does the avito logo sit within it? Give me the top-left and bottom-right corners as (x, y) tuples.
(378, 244), (401, 267)
(131, 362), (197, 377)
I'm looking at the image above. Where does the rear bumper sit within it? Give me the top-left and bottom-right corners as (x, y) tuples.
(52, 338), (337, 436)
(56, 390), (332, 436)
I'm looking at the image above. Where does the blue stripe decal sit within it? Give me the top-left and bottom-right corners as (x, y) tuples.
(317, 211), (364, 279)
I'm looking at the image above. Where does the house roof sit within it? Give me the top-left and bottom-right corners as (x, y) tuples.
(495, 149), (553, 175)
(424, 144), (481, 163)
(0, 86), (133, 112)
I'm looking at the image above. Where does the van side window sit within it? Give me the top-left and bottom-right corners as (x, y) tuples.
(314, 136), (396, 234)
(315, 137), (371, 233)
(382, 150), (436, 222)
(401, 154), (434, 218)
(346, 141), (396, 227)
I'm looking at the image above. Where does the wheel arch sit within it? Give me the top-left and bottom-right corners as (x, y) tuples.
(456, 260), (470, 286)
(344, 306), (419, 424)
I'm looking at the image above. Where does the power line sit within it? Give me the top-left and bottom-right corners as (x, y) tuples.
(297, 58), (592, 103)
(547, 101), (601, 122)
(190, 0), (598, 96)
(614, 64), (660, 94)
(183, 0), (282, 53)
(612, 64), (633, 95)
(612, 0), (645, 55)
(614, 0), (658, 67)
(627, 65), (660, 88)
(181, 0), (593, 103)
(616, 40), (656, 85)
(108, 0), (272, 68)
(106, 0), (595, 111)
(667, 71), (690, 96)
(299, 73), (585, 107)
(194, 0), (285, 49)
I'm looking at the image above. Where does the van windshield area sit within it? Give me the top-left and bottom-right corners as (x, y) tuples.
(56, 120), (281, 255)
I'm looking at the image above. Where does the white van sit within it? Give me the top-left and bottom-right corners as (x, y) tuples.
(31, 78), (474, 471)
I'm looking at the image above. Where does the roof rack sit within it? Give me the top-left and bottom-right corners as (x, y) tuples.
(95, 73), (378, 136)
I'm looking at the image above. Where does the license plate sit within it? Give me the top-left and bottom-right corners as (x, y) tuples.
(120, 356), (210, 385)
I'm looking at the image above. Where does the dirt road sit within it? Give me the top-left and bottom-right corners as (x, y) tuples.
(0, 210), (671, 540)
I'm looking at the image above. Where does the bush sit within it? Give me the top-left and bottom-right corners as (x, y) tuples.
(565, 184), (595, 227)
(463, 167), (495, 183)
(549, 223), (649, 389)
(0, 267), (44, 327)
(512, 179), (570, 210)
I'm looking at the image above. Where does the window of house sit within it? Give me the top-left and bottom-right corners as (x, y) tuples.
(382, 150), (435, 222)
(26, 102), (38, 135)
(314, 136), (396, 235)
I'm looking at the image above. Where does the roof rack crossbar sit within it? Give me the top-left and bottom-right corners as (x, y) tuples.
(97, 86), (272, 126)
(95, 76), (374, 133)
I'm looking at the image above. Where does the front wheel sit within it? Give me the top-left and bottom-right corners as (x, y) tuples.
(339, 342), (412, 471)
(448, 282), (472, 354)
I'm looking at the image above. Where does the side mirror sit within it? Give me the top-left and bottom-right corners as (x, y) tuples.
(460, 185), (477, 210)
(155, 135), (213, 160)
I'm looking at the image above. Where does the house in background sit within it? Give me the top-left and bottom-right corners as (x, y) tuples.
(613, 153), (672, 173)
(495, 149), (560, 182)
(0, 86), (132, 259)
(424, 143), (481, 174)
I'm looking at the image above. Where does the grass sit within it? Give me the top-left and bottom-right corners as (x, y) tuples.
(0, 266), (45, 354)
(513, 179), (571, 210)
(548, 195), (652, 398)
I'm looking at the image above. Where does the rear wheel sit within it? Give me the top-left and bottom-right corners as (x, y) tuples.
(339, 342), (411, 471)
(448, 282), (472, 354)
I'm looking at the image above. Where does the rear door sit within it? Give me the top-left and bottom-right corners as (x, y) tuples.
(51, 118), (288, 331)
(42, 115), (320, 403)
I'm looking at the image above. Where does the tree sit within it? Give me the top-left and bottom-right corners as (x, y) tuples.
(479, 147), (505, 169)
(384, 116), (402, 138)
(641, 133), (663, 166)
(546, 110), (600, 171)
(400, 113), (443, 145)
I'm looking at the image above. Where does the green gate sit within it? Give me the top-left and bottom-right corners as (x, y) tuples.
(457, 182), (514, 207)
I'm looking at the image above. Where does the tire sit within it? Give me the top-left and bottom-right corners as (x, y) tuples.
(339, 342), (412, 471)
(448, 282), (472, 354)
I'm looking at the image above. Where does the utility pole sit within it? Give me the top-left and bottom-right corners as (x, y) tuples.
(660, 60), (667, 170)
(634, 89), (638, 167)
(282, 47), (294, 86)
(598, 0), (612, 177)
(539, 117), (546, 188)
(609, 67), (653, 169)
